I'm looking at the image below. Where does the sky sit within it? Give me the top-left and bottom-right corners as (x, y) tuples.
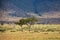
(0, 0), (60, 19)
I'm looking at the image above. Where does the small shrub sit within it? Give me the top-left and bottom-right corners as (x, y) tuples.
(44, 32), (48, 34)
(46, 29), (55, 32)
(0, 28), (6, 32)
(10, 30), (16, 32)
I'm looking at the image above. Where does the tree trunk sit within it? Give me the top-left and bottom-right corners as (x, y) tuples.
(20, 25), (23, 32)
(28, 24), (31, 32)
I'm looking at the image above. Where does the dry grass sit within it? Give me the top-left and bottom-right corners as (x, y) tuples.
(0, 24), (60, 40)
(0, 32), (60, 40)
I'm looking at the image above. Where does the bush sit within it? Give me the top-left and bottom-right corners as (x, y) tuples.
(44, 32), (48, 34)
(46, 28), (55, 32)
(10, 30), (16, 32)
(0, 28), (6, 32)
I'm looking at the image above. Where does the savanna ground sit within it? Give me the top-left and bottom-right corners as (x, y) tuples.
(0, 24), (60, 40)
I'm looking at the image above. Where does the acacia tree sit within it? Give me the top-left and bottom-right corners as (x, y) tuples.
(15, 17), (38, 32)
(15, 19), (28, 32)
(26, 17), (38, 32)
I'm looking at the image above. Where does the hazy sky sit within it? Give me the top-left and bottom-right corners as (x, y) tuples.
(0, 0), (60, 18)
(0, 0), (60, 12)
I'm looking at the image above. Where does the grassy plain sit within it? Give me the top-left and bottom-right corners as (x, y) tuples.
(0, 24), (60, 40)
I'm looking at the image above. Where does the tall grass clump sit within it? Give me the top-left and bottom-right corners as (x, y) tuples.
(0, 26), (6, 32)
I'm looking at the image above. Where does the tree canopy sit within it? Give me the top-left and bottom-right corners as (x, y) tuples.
(15, 17), (38, 25)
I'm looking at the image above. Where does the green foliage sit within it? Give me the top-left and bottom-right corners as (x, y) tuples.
(0, 27), (6, 32)
(15, 17), (38, 25)
(0, 28), (6, 32)
(46, 28), (55, 32)
(19, 19), (28, 25)
(15, 17), (38, 32)
(15, 22), (20, 25)
(16, 19), (28, 25)
(27, 17), (38, 24)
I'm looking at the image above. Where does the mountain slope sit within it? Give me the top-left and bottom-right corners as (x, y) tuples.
(0, 0), (60, 24)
